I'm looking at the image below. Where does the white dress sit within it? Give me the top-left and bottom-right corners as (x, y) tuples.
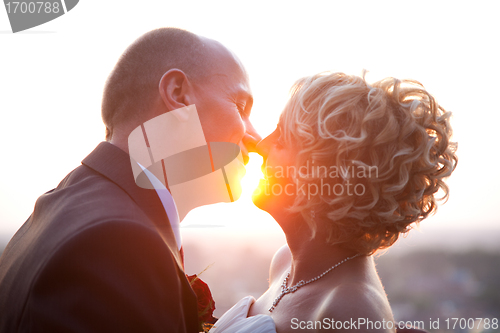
(209, 296), (277, 333)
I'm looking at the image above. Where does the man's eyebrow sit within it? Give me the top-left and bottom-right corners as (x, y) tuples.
(239, 90), (253, 103)
(235, 84), (252, 100)
(238, 90), (253, 115)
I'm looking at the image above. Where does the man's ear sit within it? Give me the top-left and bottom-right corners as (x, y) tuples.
(158, 69), (194, 110)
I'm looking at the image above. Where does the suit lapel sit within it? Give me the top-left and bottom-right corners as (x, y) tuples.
(81, 142), (184, 271)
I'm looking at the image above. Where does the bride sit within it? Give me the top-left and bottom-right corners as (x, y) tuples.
(210, 72), (457, 333)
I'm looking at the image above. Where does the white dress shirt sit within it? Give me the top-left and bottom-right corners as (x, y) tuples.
(138, 163), (181, 250)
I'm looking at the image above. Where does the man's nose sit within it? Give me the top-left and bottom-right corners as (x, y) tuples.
(243, 121), (262, 152)
(241, 132), (261, 154)
(254, 137), (269, 157)
(238, 122), (261, 164)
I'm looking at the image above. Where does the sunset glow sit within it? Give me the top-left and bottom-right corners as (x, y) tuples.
(1, 1), (499, 242)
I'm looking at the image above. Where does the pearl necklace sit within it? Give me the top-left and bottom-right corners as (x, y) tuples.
(268, 253), (361, 312)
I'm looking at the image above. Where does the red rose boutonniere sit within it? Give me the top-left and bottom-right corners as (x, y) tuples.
(187, 274), (217, 332)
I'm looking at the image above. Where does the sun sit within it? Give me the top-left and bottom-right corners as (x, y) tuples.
(239, 153), (264, 201)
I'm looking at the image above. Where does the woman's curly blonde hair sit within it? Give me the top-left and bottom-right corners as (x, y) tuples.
(280, 72), (457, 255)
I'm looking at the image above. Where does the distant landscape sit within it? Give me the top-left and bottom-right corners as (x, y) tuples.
(1, 228), (499, 332)
(181, 228), (500, 333)
(376, 250), (500, 333)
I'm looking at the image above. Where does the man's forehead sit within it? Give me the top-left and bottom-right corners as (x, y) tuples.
(199, 37), (252, 98)
(214, 59), (248, 84)
(210, 67), (251, 99)
(214, 73), (252, 99)
(204, 40), (247, 74)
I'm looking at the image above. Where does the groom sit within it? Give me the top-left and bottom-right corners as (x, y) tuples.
(0, 28), (260, 332)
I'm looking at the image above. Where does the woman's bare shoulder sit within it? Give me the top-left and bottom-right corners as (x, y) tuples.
(269, 244), (292, 284)
(316, 282), (395, 332)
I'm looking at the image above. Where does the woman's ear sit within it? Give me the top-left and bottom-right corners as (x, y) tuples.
(158, 69), (194, 110)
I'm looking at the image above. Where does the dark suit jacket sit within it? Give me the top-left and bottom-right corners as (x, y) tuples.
(0, 142), (199, 333)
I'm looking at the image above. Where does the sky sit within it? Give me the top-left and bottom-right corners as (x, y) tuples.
(1, 1), (500, 243)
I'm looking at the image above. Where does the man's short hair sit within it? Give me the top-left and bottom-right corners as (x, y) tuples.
(101, 28), (211, 140)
